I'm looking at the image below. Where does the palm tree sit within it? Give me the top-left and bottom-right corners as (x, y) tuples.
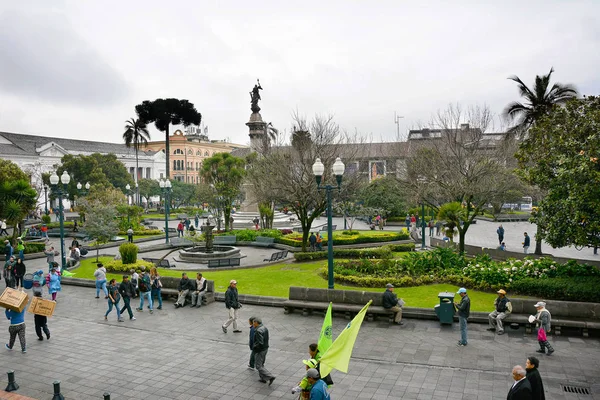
(504, 68), (577, 255)
(504, 67), (577, 136)
(123, 118), (151, 205)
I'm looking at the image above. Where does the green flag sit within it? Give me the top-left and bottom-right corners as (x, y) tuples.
(318, 302), (333, 356)
(319, 300), (372, 377)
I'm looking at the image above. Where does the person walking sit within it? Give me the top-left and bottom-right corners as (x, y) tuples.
(305, 369), (330, 400)
(309, 232), (317, 252)
(177, 221), (184, 237)
(0, 220), (8, 236)
(487, 289), (512, 335)
(428, 219), (434, 236)
(533, 301), (554, 355)
(14, 258), (26, 289)
(33, 292), (51, 341)
(44, 246), (56, 272)
(454, 287), (470, 346)
(16, 238), (25, 261)
(104, 279), (123, 322)
(523, 232), (531, 254)
(5, 306), (27, 353)
(4, 239), (13, 260)
(119, 275), (136, 321)
(150, 267), (163, 310)
(136, 271), (153, 314)
(253, 217), (260, 230)
(3, 256), (16, 289)
(382, 283), (403, 325)
(316, 233), (323, 251)
(194, 214), (199, 228)
(252, 317), (276, 386)
(507, 365), (532, 400)
(222, 280), (242, 333)
(94, 263), (109, 299)
(127, 226), (134, 243)
(248, 317), (256, 369)
(497, 225), (505, 245)
(46, 264), (61, 301)
(404, 214), (411, 232)
(435, 220), (443, 236)
(526, 356), (546, 400)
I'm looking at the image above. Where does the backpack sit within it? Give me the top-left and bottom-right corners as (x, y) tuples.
(138, 275), (149, 292)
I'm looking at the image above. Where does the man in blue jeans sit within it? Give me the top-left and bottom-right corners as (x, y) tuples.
(454, 287), (470, 346)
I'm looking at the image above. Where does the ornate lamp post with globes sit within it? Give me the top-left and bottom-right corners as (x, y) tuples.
(159, 179), (172, 244)
(312, 157), (345, 289)
(49, 171), (70, 271)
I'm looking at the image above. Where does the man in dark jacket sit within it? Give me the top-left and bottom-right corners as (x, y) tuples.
(252, 317), (276, 385)
(525, 357), (545, 400)
(382, 283), (403, 325)
(309, 233), (317, 252)
(174, 273), (194, 308)
(119, 275), (136, 320)
(487, 289), (512, 335)
(222, 280), (242, 333)
(248, 316), (256, 369)
(508, 365), (533, 400)
(454, 287), (470, 346)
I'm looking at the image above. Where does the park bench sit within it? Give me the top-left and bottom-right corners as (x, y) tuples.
(164, 227), (177, 234)
(263, 250), (288, 262)
(214, 235), (237, 245)
(251, 236), (275, 247)
(176, 214), (188, 220)
(207, 258), (241, 268)
(160, 278), (215, 305)
(142, 257), (175, 268)
(170, 237), (195, 247)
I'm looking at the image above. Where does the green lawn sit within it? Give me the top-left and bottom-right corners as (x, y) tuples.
(74, 257), (496, 311)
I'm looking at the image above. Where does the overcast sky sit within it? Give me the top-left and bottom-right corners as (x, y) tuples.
(0, 0), (599, 146)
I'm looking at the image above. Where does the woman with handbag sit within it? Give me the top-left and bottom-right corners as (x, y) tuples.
(150, 267), (163, 310)
(533, 301), (554, 356)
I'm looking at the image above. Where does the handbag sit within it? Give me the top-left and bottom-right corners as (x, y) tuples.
(537, 328), (547, 341)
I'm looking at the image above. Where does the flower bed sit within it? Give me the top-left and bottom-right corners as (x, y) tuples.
(277, 230), (408, 247)
(331, 248), (600, 302)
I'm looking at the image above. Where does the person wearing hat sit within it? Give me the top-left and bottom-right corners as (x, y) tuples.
(487, 289), (512, 335)
(222, 280), (242, 333)
(305, 368), (330, 400)
(454, 288), (470, 346)
(3, 255), (16, 289)
(382, 283), (403, 325)
(4, 239), (13, 260)
(292, 359), (320, 397)
(252, 317), (276, 385)
(533, 301), (554, 355)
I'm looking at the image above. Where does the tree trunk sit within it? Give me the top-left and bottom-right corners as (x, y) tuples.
(165, 125), (170, 178)
(458, 228), (466, 254)
(534, 224), (543, 255)
(135, 145), (139, 205)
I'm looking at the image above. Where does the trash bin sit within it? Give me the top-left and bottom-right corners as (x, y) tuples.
(23, 273), (34, 290)
(434, 291), (455, 324)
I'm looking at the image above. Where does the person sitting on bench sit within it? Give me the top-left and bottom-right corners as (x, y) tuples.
(190, 272), (207, 308)
(174, 273), (194, 308)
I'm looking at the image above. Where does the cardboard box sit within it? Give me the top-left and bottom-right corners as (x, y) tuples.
(27, 296), (56, 317)
(0, 287), (29, 313)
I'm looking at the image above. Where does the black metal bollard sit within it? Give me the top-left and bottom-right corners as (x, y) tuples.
(5, 370), (19, 392)
(52, 380), (65, 400)
(103, 392), (111, 400)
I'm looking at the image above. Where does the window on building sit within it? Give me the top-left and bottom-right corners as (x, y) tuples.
(174, 149), (183, 155)
(188, 149), (193, 155)
(369, 161), (386, 181)
(196, 150), (201, 156)
(204, 151), (209, 156)
(346, 161), (359, 175)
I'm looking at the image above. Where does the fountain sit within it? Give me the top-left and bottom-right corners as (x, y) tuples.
(178, 220), (241, 263)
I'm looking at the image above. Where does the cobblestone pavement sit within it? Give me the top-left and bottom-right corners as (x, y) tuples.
(1, 285), (599, 400)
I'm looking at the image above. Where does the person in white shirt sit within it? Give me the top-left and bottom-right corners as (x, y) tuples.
(190, 272), (207, 308)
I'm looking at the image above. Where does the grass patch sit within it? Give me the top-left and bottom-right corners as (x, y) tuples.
(74, 257), (497, 311)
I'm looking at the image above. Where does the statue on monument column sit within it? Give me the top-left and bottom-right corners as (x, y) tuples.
(249, 79), (263, 113)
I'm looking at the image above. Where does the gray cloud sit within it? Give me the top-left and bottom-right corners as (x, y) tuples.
(0, 5), (128, 106)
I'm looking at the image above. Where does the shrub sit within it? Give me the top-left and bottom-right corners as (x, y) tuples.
(510, 277), (600, 302)
(117, 229), (162, 236)
(104, 259), (154, 273)
(119, 243), (138, 264)
(41, 215), (51, 224)
(24, 243), (46, 254)
(274, 231), (409, 247)
(294, 247), (392, 261)
(386, 243), (415, 252)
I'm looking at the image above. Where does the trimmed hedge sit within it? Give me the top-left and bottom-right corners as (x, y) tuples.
(277, 231), (409, 248)
(294, 247), (393, 261)
(510, 277), (600, 303)
(387, 243), (416, 252)
(24, 242), (46, 254)
(119, 243), (138, 264)
(104, 259), (154, 273)
(117, 229), (162, 236)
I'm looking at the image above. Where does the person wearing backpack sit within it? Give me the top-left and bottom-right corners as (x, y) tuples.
(136, 271), (153, 314)
(105, 279), (123, 322)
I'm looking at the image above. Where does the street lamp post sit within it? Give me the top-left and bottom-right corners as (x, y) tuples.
(312, 157), (345, 290)
(50, 171), (70, 271)
(125, 184), (132, 225)
(421, 203), (426, 250)
(159, 179), (172, 244)
(43, 185), (49, 215)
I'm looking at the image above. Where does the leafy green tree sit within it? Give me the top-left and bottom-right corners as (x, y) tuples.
(135, 98), (202, 177)
(200, 153), (245, 231)
(123, 118), (151, 203)
(505, 69), (577, 254)
(0, 159), (29, 183)
(84, 200), (119, 262)
(77, 187), (127, 217)
(504, 68), (578, 136)
(516, 96), (600, 250)
(58, 154), (134, 199)
(0, 179), (37, 239)
(437, 202), (464, 242)
(359, 176), (407, 217)
(137, 178), (160, 206)
(169, 180), (197, 209)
